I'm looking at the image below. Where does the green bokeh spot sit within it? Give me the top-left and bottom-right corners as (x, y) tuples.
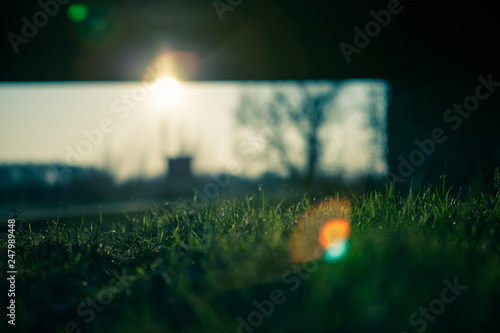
(323, 240), (349, 261)
(68, 4), (89, 23)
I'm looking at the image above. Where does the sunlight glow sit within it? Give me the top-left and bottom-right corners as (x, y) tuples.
(149, 77), (181, 107)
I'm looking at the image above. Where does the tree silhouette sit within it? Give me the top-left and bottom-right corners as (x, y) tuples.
(235, 81), (338, 187)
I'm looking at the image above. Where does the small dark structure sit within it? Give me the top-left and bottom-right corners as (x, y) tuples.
(165, 157), (193, 196)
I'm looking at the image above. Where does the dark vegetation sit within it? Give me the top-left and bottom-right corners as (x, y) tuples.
(1, 178), (499, 333)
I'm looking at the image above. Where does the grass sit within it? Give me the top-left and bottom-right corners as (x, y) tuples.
(1, 182), (500, 333)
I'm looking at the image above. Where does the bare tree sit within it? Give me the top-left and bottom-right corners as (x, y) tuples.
(235, 81), (338, 187)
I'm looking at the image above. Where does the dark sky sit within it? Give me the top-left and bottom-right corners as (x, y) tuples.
(1, 0), (499, 81)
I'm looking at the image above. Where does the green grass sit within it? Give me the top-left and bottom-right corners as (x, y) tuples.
(1, 184), (500, 333)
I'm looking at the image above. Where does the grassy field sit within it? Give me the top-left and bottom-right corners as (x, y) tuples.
(1, 182), (500, 333)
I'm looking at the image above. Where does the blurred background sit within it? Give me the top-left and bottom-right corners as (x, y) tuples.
(1, 0), (499, 218)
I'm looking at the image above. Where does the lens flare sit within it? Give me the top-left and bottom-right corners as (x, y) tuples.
(318, 219), (350, 261)
(324, 240), (349, 261)
(68, 4), (89, 22)
(319, 219), (350, 248)
(290, 198), (351, 262)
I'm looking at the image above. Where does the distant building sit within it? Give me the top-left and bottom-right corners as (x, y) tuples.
(165, 157), (193, 196)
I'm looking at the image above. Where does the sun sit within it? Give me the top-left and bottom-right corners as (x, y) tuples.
(149, 77), (181, 107)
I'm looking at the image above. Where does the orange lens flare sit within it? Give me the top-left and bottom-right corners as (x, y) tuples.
(290, 198), (351, 262)
(318, 219), (350, 249)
